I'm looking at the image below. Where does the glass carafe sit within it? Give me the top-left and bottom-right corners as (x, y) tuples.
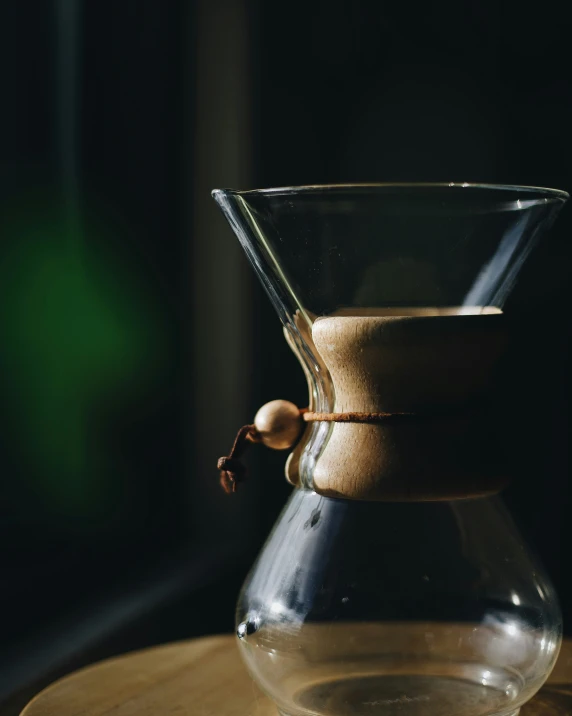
(212, 184), (568, 716)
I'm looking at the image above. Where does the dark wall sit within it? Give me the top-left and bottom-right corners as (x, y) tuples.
(0, 0), (195, 661)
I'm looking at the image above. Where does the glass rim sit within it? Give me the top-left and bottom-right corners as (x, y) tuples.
(212, 182), (569, 202)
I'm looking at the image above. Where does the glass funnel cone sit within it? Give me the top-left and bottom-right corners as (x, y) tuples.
(212, 183), (568, 716)
(212, 183), (567, 318)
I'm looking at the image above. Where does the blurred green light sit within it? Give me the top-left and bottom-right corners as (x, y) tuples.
(0, 211), (167, 515)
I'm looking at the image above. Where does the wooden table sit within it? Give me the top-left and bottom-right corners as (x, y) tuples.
(19, 634), (572, 715)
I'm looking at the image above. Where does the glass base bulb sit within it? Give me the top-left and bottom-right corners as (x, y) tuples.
(237, 490), (561, 716)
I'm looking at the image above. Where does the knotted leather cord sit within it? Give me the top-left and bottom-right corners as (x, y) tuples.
(218, 408), (423, 493)
(217, 424), (262, 493)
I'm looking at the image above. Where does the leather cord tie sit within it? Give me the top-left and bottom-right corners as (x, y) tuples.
(218, 404), (426, 494)
(303, 411), (416, 424)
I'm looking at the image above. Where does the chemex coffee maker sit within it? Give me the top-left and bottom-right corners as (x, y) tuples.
(213, 183), (568, 716)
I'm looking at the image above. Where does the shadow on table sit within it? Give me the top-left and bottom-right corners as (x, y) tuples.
(522, 685), (572, 715)
(522, 641), (572, 715)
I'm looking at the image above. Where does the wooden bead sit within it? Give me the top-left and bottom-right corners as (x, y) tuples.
(254, 400), (302, 450)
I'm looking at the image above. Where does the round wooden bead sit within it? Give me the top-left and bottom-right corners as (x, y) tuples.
(254, 400), (302, 450)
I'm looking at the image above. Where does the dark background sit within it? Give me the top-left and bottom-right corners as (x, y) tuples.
(0, 0), (570, 711)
